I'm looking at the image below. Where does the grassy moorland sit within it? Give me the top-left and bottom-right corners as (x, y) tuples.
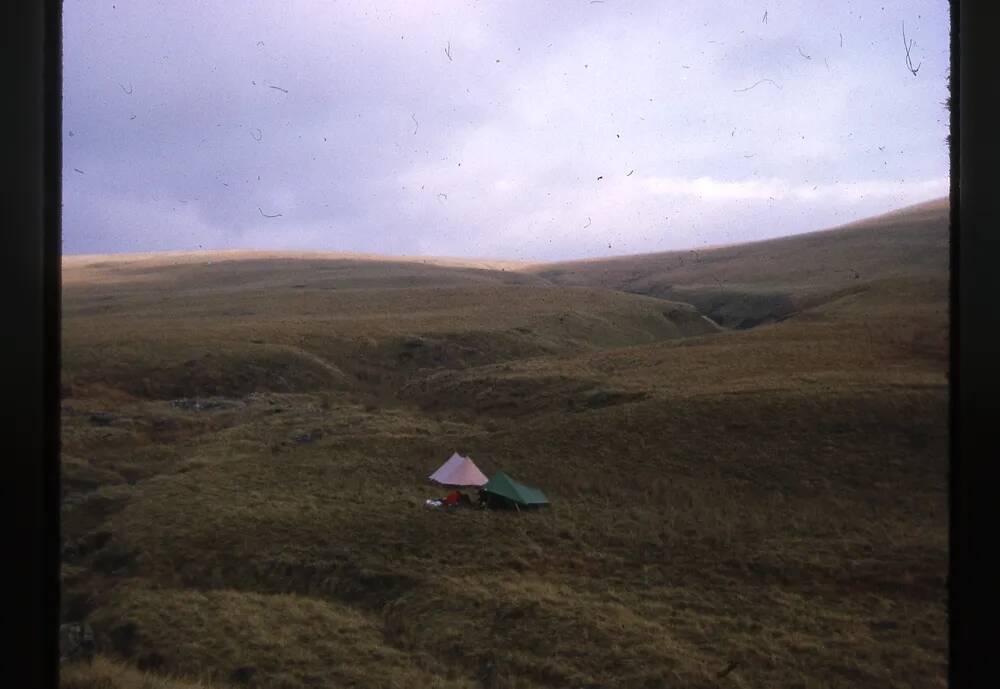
(533, 197), (948, 330)
(60, 199), (948, 689)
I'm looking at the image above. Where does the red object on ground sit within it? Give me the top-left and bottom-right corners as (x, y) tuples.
(444, 491), (461, 506)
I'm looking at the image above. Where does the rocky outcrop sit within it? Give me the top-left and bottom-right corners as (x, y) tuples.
(59, 622), (95, 664)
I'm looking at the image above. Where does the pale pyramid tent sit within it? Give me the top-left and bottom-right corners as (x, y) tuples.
(429, 452), (488, 487)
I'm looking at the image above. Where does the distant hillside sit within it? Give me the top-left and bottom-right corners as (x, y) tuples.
(61, 254), (719, 405)
(530, 197), (949, 328)
(62, 250), (544, 293)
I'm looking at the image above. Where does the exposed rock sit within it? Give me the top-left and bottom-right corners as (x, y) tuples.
(62, 542), (81, 562)
(169, 397), (245, 412)
(59, 622), (95, 664)
(61, 494), (85, 512)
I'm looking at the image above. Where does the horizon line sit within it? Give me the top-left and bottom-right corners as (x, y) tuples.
(61, 195), (949, 268)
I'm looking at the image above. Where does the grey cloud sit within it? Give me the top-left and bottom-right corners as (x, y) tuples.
(63, 0), (950, 260)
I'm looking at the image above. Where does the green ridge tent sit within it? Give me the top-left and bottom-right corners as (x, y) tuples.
(480, 471), (550, 510)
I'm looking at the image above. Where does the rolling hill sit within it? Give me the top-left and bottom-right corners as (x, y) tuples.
(60, 198), (949, 689)
(531, 197), (948, 329)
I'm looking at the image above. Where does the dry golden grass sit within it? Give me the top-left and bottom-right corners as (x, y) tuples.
(61, 655), (231, 689)
(61, 199), (948, 689)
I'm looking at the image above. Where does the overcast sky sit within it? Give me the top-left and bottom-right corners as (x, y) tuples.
(63, 1), (950, 261)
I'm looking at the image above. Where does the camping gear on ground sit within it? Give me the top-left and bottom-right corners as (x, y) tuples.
(429, 452), (489, 487)
(425, 491), (470, 510)
(480, 471), (550, 510)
